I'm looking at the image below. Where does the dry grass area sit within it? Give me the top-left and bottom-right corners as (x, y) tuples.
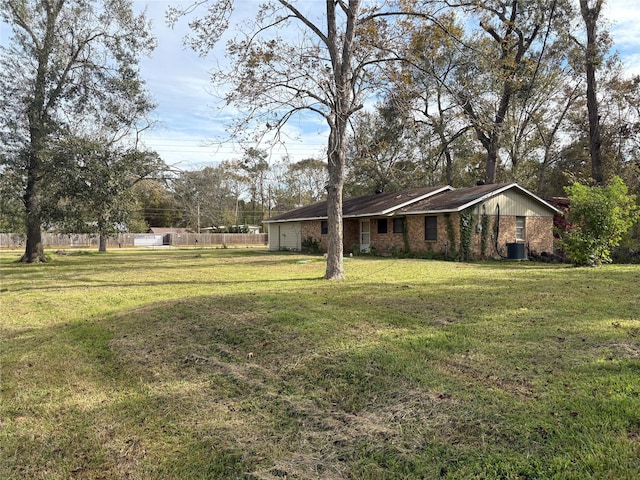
(1, 248), (639, 479)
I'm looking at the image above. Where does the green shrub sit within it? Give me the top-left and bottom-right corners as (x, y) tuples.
(301, 236), (320, 253)
(562, 176), (638, 266)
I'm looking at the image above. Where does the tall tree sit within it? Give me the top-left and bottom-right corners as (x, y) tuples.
(395, 10), (473, 186)
(239, 148), (270, 226)
(0, 0), (155, 262)
(579, 0), (604, 185)
(346, 102), (420, 194)
(171, 165), (242, 231)
(271, 158), (328, 214)
(132, 179), (183, 229)
(169, 1), (444, 280)
(439, 0), (569, 184)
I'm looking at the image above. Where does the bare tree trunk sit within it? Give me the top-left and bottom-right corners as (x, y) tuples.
(324, 113), (346, 280)
(21, 172), (46, 263)
(18, 2), (58, 263)
(321, 0), (362, 280)
(580, 0), (604, 185)
(99, 234), (108, 252)
(21, 132), (47, 263)
(485, 135), (500, 184)
(536, 84), (579, 194)
(485, 66), (516, 184)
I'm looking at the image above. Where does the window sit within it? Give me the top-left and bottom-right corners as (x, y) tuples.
(515, 216), (525, 241)
(377, 219), (388, 234)
(321, 220), (328, 235)
(425, 216), (437, 241)
(393, 217), (404, 234)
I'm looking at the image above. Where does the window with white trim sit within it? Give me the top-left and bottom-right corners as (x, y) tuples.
(515, 216), (526, 241)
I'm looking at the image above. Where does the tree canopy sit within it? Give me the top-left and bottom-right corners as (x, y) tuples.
(0, 0), (158, 261)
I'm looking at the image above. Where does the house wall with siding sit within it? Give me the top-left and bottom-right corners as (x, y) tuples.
(267, 223), (300, 250)
(482, 191), (555, 217)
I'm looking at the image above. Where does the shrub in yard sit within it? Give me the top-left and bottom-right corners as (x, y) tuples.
(301, 236), (320, 253)
(561, 176), (638, 265)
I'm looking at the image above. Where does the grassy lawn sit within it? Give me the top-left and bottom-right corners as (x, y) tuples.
(1, 248), (639, 479)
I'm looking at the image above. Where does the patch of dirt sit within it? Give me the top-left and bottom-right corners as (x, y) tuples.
(598, 342), (640, 360)
(433, 316), (460, 327)
(248, 388), (456, 480)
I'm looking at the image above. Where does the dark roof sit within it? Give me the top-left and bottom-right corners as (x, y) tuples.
(265, 183), (559, 223)
(398, 183), (509, 213)
(399, 183), (560, 214)
(265, 186), (451, 222)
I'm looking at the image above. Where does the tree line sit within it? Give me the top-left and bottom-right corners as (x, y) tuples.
(1, 0), (639, 277)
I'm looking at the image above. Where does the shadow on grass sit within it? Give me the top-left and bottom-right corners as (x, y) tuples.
(2, 251), (639, 475)
(3, 265), (640, 479)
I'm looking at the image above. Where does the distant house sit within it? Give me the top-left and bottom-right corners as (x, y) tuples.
(263, 183), (561, 260)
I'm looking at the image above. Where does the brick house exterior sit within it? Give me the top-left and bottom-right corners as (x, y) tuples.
(266, 184), (560, 260)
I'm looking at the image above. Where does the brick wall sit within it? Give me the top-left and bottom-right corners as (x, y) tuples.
(301, 220), (324, 251)
(300, 219), (359, 254)
(405, 214), (458, 256)
(386, 213), (554, 259)
(523, 216), (554, 254)
(344, 219), (360, 253)
(298, 212), (554, 259)
(369, 218), (405, 254)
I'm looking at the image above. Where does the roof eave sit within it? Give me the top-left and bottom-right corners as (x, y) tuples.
(379, 185), (454, 215)
(263, 216), (327, 224)
(399, 183), (563, 215)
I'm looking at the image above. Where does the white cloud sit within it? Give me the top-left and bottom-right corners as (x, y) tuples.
(604, 0), (640, 76)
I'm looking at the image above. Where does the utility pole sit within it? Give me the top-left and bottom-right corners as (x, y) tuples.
(197, 200), (200, 234)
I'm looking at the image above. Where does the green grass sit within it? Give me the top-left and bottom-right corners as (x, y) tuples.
(1, 248), (639, 479)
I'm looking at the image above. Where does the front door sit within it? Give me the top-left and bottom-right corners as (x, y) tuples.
(360, 219), (370, 253)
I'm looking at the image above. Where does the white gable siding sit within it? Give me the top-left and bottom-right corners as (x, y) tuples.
(268, 222), (302, 251)
(480, 190), (554, 217)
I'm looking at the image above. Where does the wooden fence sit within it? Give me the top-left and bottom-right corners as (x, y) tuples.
(0, 233), (268, 249)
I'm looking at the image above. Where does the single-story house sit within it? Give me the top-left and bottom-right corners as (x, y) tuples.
(263, 183), (561, 260)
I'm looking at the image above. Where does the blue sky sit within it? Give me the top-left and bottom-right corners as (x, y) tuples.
(131, 0), (331, 171)
(134, 0), (640, 171)
(2, 0), (639, 171)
